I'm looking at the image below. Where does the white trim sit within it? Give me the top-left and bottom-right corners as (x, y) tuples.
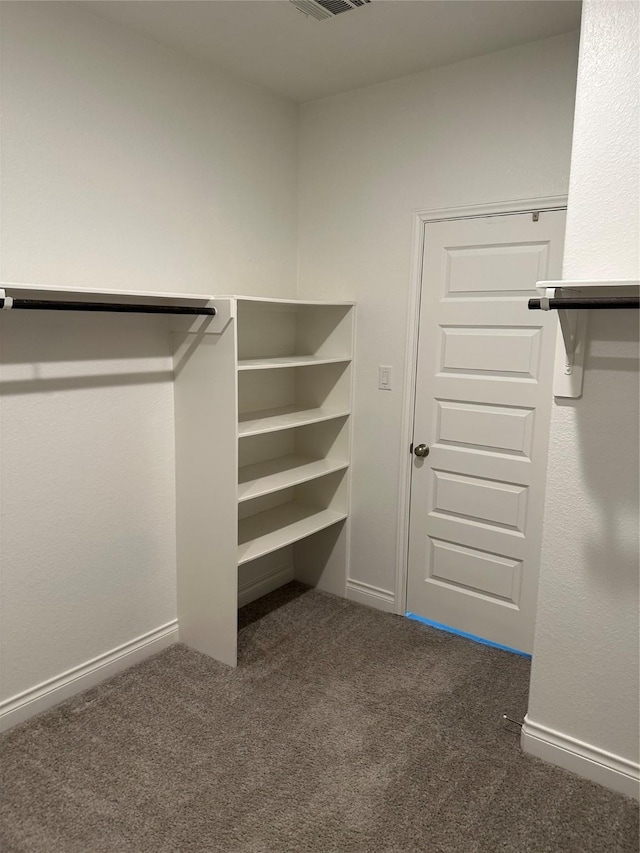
(395, 211), (425, 614)
(0, 621), (178, 732)
(237, 563), (295, 608)
(343, 304), (357, 598)
(346, 579), (395, 613)
(396, 196), (568, 617)
(522, 715), (640, 800)
(412, 195), (569, 223)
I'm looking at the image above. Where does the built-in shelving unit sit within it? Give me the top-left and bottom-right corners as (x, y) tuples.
(1, 284), (354, 674)
(235, 297), (355, 607)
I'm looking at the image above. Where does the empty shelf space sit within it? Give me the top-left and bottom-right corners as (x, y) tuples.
(238, 405), (350, 437)
(238, 503), (347, 565)
(238, 455), (349, 502)
(238, 355), (351, 370)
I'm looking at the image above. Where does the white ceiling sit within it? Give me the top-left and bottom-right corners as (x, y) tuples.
(90, 0), (582, 103)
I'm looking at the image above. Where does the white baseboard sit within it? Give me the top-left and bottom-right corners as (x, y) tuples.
(346, 579), (395, 613)
(238, 563), (295, 608)
(0, 620), (178, 733)
(522, 715), (640, 799)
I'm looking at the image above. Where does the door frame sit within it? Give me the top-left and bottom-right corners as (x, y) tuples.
(394, 195), (568, 616)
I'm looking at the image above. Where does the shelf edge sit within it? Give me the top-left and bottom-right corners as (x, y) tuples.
(238, 459), (349, 503)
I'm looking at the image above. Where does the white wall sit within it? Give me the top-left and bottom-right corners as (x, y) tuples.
(0, 2), (297, 297)
(525, 0), (640, 796)
(297, 32), (580, 606)
(0, 2), (297, 721)
(0, 313), (178, 705)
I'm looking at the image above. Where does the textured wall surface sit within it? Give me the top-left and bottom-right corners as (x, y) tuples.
(562, 0), (640, 281)
(297, 32), (580, 599)
(528, 0), (640, 774)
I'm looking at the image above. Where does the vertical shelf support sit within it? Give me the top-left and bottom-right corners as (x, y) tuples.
(172, 299), (239, 666)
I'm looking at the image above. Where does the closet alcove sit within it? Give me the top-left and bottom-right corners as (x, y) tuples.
(2, 284), (354, 669)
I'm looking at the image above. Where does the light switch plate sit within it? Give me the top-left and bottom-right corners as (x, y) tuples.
(378, 365), (392, 390)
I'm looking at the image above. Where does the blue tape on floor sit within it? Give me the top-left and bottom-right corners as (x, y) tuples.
(405, 612), (532, 658)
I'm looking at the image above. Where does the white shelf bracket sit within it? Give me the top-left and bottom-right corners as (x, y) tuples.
(536, 279), (639, 400)
(170, 298), (233, 336)
(548, 287), (588, 399)
(554, 288), (579, 373)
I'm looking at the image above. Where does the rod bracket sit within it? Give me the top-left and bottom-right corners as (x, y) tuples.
(552, 288), (579, 375)
(0, 289), (14, 310)
(548, 287), (587, 398)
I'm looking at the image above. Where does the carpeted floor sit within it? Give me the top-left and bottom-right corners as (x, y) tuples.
(1, 583), (638, 852)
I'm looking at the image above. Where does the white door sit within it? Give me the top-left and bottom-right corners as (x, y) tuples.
(406, 209), (565, 654)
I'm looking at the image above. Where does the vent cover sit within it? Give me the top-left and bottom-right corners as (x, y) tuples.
(290, 0), (371, 21)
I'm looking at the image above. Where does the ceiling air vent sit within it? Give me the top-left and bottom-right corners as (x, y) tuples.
(290, 0), (371, 22)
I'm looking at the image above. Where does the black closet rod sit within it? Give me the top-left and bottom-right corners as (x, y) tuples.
(0, 297), (216, 316)
(528, 296), (639, 310)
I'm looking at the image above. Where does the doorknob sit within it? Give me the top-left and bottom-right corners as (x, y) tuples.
(413, 443), (430, 458)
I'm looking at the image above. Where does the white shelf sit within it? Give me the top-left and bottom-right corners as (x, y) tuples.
(238, 355), (351, 371)
(231, 295), (355, 307)
(238, 405), (350, 437)
(238, 503), (347, 565)
(0, 280), (216, 303)
(537, 279), (639, 293)
(238, 455), (348, 502)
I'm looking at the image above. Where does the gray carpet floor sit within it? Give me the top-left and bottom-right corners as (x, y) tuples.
(1, 583), (638, 853)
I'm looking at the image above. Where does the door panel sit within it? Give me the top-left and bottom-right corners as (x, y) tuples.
(432, 470), (528, 531)
(445, 242), (550, 294)
(406, 210), (565, 653)
(440, 326), (543, 377)
(435, 400), (535, 456)
(428, 539), (521, 603)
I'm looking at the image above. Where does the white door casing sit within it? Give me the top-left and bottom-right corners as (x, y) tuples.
(405, 208), (566, 654)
